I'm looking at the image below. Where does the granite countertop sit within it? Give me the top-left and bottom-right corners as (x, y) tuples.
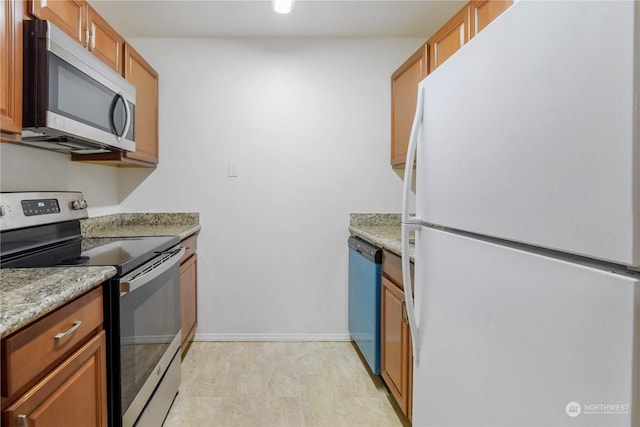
(348, 213), (415, 262)
(1, 212), (201, 339)
(0, 267), (117, 338)
(82, 213), (201, 240)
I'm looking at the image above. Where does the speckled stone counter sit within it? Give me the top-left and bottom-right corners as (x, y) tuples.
(348, 213), (415, 262)
(0, 267), (117, 338)
(81, 213), (200, 240)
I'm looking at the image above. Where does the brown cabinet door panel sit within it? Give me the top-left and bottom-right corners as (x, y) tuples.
(180, 255), (198, 354)
(29, 0), (87, 45)
(123, 44), (159, 164)
(3, 331), (108, 427)
(0, 0), (22, 138)
(391, 44), (427, 168)
(381, 277), (411, 417)
(428, 5), (469, 72)
(470, 0), (512, 37)
(87, 5), (124, 73)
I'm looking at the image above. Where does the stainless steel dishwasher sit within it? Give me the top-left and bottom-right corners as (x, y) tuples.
(348, 236), (382, 374)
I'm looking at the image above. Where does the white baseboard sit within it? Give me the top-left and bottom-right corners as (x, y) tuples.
(194, 333), (351, 342)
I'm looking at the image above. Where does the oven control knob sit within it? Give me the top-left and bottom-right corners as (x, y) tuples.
(71, 200), (87, 210)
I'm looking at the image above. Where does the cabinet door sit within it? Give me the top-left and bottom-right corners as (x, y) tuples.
(470, 0), (512, 37)
(87, 4), (124, 74)
(0, 0), (22, 140)
(390, 44), (428, 168)
(2, 331), (108, 427)
(29, 0), (87, 46)
(180, 254), (198, 355)
(123, 43), (159, 164)
(428, 4), (469, 72)
(381, 276), (411, 418)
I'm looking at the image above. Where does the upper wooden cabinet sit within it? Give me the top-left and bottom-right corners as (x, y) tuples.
(390, 44), (428, 168)
(72, 43), (159, 167)
(428, 4), (470, 73)
(86, 5), (124, 74)
(390, 0), (513, 169)
(29, 0), (86, 45)
(470, 0), (513, 37)
(427, 0), (513, 73)
(28, 0), (124, 74)
(0, 0), (22, 141)
(124, 44), (159, 165)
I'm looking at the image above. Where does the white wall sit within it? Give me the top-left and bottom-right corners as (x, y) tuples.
(1, 36), (421, 340)
(0, 143), (121, 216)
(119, 37), (421, 340)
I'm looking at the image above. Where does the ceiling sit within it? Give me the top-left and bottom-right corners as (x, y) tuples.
(88, 0), (466, 39)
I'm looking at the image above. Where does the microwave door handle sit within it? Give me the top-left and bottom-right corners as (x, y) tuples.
(120, 247), (185, 296)
(114, 92), (132, 143)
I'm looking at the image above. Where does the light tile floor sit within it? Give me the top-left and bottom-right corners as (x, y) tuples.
(164, 341), (407, 427)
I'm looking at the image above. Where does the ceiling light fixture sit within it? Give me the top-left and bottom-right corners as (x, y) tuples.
(273, 0), (294, 14)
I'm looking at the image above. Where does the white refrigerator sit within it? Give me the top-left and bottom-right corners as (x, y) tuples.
(401, 1), (640, 426)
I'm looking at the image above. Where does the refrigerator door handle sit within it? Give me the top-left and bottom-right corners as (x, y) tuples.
(401, 83), (424, 366)
(401, 82), (424, 226)
(402, 222), (420, 366)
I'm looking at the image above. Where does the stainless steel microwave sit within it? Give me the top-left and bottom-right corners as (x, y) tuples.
(21, 20), (136, 154)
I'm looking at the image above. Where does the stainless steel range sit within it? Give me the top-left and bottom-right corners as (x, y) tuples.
(0, 191), (182, 427)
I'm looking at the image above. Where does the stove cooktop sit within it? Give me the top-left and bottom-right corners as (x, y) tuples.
(1, 235), (180, 276)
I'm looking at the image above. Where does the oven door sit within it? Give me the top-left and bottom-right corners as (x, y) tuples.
(116, 246), (184, 427)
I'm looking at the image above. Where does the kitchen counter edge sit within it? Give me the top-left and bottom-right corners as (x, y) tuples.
(0, 266), (117, 339)
(348, 225), (415, 263)
(81, 212), (200, 240)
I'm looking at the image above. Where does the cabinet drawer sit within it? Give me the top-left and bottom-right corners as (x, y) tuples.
(180, 233), (198, 264)
(2, 287), (103, 398)
(382, 249), (413, 289)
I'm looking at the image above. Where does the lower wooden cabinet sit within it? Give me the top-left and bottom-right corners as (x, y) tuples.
(2, 331), (108, 427)
(381, 276), (412, 419)
(1, 286), (108, 427)
(381, 250), (413, 420)
(180, 233), (199, 355)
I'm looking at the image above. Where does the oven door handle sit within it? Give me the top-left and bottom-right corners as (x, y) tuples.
(120, 247), (185, 296)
